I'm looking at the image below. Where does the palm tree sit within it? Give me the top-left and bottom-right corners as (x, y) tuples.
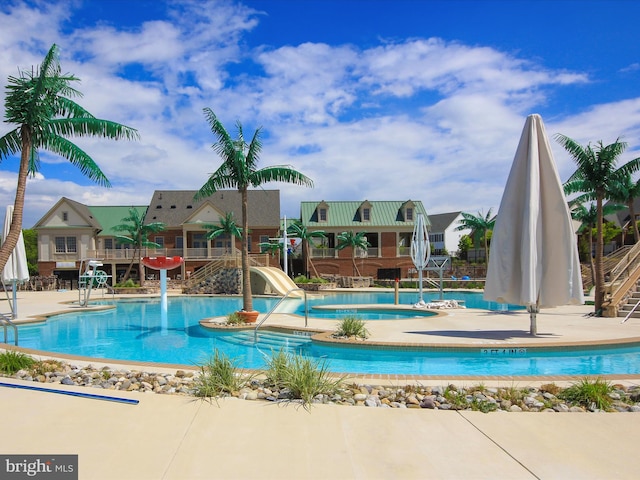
(571, 202), (625, 287)
(194, 108), (313, 313)
(558, 134), (640, 314)
(0, 44), (138, 273)
(607, 173), (640, 243)
(454, 210), (496, 263)
(113, 208), (166, 284)
(336, 231), (370, 277)
(287, 219), (326, 278)
(203, 212), (242, 254)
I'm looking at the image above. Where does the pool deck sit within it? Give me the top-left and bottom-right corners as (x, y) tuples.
(2, 289), (640, 479)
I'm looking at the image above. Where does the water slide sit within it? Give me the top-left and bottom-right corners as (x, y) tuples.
(250, 266), (304, 297)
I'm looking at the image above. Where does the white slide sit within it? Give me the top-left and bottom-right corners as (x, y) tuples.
(250, 266), (304, 297)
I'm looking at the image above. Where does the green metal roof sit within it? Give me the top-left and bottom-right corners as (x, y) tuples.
(300, 201), (429, 228)
(88, 206), (148, 236)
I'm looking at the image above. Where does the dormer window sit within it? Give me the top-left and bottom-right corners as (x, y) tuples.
(363, 208), (370, 221)
(406, 208), (414, 221)
(319, 208), (327, 222)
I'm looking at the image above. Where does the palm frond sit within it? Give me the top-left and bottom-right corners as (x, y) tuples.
(252, 166), (314, 187)
(39, 135), (111, 187)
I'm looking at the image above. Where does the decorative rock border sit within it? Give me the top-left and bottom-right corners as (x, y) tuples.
(4, 361), (640, 412)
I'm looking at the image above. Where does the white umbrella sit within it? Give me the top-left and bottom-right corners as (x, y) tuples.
(2, 205), (30, 318)
(484, 114), (584, 335)
(411, 213), (430, 305)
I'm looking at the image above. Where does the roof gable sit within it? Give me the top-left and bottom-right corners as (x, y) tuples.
(428, 212), (464, 233)
(33, 197), (100, 229)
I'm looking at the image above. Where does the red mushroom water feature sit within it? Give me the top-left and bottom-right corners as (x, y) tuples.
(141, 256), (184, 324)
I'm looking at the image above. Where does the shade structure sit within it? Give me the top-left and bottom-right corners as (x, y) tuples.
(2, 205), (30, 318)
(410, 213), (430, 304)
(484, 114), (584, 335)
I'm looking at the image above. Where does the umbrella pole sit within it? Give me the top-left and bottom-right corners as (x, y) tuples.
(12, 280), (17, 319)
(529, 304), (539, 336)
(418, 268), (424, 303)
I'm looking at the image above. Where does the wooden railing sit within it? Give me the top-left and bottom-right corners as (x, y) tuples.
(603, 242), (640, 316)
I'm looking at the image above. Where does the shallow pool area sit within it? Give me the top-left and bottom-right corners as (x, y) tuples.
(12, 293), (640, 377)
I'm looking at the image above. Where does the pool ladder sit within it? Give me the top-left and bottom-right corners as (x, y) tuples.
(0, 313), (18, 345)
(254, 288), (308, 341)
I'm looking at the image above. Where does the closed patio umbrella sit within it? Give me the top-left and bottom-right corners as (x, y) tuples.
(484, 114), (584, 335)
(2, 205), (30, 318)
(411, 213), (430, 305)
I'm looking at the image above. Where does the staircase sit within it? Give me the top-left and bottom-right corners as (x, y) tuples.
(217, 330), (312, 352)
(617, 281), (640, 319)
(581, 246), (632, 293)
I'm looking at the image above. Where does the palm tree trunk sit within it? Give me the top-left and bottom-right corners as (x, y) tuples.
(483, 230), (489, 264)
(0, 129), (30, 272)
(595, 193), (605, 314)
(588, 229), (595, 287)
(352, 250), (362, 277)
(240, 187), (253, 312)
(629, 201), (640, 243)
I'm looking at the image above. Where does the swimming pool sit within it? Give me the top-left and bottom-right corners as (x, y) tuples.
(13, 294), (640, 377)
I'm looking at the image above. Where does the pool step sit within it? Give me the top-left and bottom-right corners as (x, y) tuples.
(218, 330), (312, 350)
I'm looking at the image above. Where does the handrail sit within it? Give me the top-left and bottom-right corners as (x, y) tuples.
(254, 288), (308, 341)
(621, 297), (640, 324)
(0, 313), (18, 346)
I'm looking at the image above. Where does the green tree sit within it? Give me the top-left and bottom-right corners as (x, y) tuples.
(203, 212), (242, 254)
(194, 108), (313, 313)
(606, 173), (640, 243)
(287, 219), (326, 278)
(336, 231), (370, 277)
(457, 234), (472, 260)
(0, 44), (138, 273)
(558, 134), (640, 314)
(571, 202), (624, 286)
(455, 210), (496, 263)
(113, 208), (166, 283)
(22, 228), (38, 276)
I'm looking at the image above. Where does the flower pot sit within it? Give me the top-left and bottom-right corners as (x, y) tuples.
(237, 310), (259, 323)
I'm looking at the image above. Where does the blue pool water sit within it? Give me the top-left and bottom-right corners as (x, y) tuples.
(13, 293), (640, 376)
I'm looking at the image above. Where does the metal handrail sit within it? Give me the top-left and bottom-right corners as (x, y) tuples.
(254, 288), (308, 341)
(622, 298), (640, 324)
(0, 313), (18, 345)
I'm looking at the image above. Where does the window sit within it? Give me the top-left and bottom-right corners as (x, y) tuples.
(104, 238), (113, 250)
(406, 208), (414, 221)
(55, 236), (77, 253)
(363, 208), (370, 221)
(62, 211), (68, 221)
(176, 236), (184, 249)
(429, 233), (444, 243)
(259, 235), (270, 253)
(154, 236), (164, 247)
(319, 208), (327, 222)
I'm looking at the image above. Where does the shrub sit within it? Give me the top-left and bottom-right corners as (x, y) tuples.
(558, 377), (614, 410)
(0, 350), (35, 374)
(293, 275), (309, 284)
(335, 315), (369, 340)
(193, 350), (250, 399)
(114, 279), (140, 288)
(264, 350), (346, 408)
(226, 312), (245, 325)
(31, 359), (65, 376)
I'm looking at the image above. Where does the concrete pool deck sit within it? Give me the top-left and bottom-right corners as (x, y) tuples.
(2, 289), (640, 479)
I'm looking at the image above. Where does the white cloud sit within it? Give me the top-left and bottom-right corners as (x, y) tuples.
(0, 0), (638, 232)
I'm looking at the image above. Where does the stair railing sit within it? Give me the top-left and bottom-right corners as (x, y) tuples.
(254, 288), (308, 341)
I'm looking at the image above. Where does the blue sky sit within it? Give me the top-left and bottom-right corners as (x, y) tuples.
(1, 0), (640, 228)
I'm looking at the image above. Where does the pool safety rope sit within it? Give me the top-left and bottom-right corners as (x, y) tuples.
(0, 381), (139, 405)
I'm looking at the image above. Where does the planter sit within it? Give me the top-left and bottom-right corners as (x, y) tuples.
(111, 287), (159, 294)
(295, 282), (337, 291)
(237, 310), (259, 323)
